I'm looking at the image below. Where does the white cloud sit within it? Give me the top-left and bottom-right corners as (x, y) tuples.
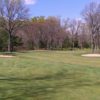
(25, 0), (37, 5)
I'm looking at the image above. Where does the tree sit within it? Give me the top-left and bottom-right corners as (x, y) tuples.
(78, 23), (91, 49)
(0, 29), (8, 51)
(32, 16), (45, 23)
(21, 16), (68, 50)
(0, 0), (28, 52)
(69, 19), (81, 50)
(82, 2), (100, 53)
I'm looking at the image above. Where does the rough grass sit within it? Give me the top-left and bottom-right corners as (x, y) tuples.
(0, 50), (100, 100)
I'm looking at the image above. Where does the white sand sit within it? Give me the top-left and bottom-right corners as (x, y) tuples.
(0, 55), (14, 58)
(82, 54), (100, 57)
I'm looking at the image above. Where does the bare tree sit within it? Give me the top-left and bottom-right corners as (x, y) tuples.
(69, 19), (81, 50)
(78, 23), (91, 49)
(19, 16), (68, 50)
(82, 2), (100, 53)
(0, 0), (28, 52)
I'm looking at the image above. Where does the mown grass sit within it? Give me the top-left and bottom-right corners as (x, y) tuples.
(0, 50), (100, 100)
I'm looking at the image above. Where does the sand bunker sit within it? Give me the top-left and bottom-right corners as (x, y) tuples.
(0, 55), (14, 58)
(82, 54), (100, 57)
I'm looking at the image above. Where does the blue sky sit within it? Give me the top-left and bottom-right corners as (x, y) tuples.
(25, 0), (100, 19)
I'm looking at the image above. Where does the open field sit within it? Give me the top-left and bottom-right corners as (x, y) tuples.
(0, 50), (100, 100)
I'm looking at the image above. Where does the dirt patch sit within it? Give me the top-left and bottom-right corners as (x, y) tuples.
(0, 55), (14, 58)
(82, 54), (100, 57)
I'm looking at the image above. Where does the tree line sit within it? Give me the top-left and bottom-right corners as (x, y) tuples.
(18, 16), (90, 50)
(0, 0), (100, 53)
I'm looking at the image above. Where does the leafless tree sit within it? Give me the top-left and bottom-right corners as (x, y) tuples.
(69, 19), (81, 50)
(20, 16), (68, 50)
(82, 2), (100, 53)
(78, 23), (91, 49)
(0, 0), (28, 52)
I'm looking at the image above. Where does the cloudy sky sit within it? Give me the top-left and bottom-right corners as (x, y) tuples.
(25, 0), (100, 19)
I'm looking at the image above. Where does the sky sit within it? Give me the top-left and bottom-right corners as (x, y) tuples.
(25, 0), (100, 19)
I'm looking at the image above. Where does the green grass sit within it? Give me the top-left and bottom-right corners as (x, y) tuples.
(0, 50), (100, 100)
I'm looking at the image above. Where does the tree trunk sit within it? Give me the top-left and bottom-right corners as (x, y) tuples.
(8, 32), (13, 52)
(91, 38), (95, 53)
